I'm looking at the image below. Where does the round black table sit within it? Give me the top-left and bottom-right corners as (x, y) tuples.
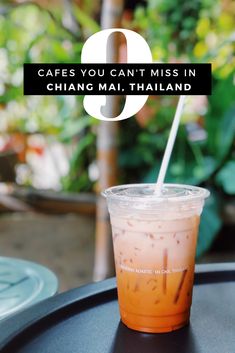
(0, 263), (235, 353)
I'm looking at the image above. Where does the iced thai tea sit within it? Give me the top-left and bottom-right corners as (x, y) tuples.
(103, 184), (209, 333)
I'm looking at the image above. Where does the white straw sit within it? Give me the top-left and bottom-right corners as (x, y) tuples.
(155, 95), (186, 195)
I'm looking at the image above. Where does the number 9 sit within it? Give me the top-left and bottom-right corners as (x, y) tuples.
(81, 28), (152, 121)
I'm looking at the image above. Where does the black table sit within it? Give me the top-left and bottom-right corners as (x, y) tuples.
(0, 263), (235, 353)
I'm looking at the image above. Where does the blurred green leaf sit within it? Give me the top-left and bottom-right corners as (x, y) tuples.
(215, 161), (235, 195)
(206, 75), (235, 157)
(60, 116), (91, 141)
(70, 134), (95, 166)
(142, 161), (161, 183)
(72, 5), (100, 34)
(196, 190), (222, 257)
(216, 104), (235, 160)
(143, 155), (217, 185)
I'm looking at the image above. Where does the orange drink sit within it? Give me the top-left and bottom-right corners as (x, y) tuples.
(103, 184), (209, 333)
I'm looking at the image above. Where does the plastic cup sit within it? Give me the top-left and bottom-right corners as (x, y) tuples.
(103, 183), (209, 333)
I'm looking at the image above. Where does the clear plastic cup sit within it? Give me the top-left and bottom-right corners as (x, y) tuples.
(103, 183), (209, 333)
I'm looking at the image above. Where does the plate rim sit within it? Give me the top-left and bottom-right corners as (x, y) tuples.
(0, 256), (58, 319)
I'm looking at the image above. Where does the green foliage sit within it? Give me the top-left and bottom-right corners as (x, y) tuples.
(120, 76), (235, 257)
(196, 190), (222, 258)
(61, 132), (96, 192)
(123, 0), (235, 257)
(0, 2), (98, 192)
(206, 77), (235, 159)
(216, 161), (235, 195)
(72, 5), (100, 35)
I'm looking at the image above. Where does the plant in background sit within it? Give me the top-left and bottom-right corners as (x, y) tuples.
(0, 1), (98, 192)
(119, 0), (235, 257)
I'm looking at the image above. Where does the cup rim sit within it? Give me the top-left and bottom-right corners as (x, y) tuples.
(102, 183), (210, 203)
